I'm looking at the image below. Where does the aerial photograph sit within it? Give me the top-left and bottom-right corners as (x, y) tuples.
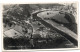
(3, 3), (78, 50)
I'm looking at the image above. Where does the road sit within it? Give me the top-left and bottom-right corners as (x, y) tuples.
(32, 10), (77, 46)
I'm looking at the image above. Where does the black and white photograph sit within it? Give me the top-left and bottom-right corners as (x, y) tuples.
(2, 3), (78, 50)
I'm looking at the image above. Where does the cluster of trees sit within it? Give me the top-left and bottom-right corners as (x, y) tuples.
(3, 4), (31, 22)
(62, 3), (77, 15)
(3, 4), (32, 28)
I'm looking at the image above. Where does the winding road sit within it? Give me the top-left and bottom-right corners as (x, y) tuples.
(32, 10), (77, 46)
